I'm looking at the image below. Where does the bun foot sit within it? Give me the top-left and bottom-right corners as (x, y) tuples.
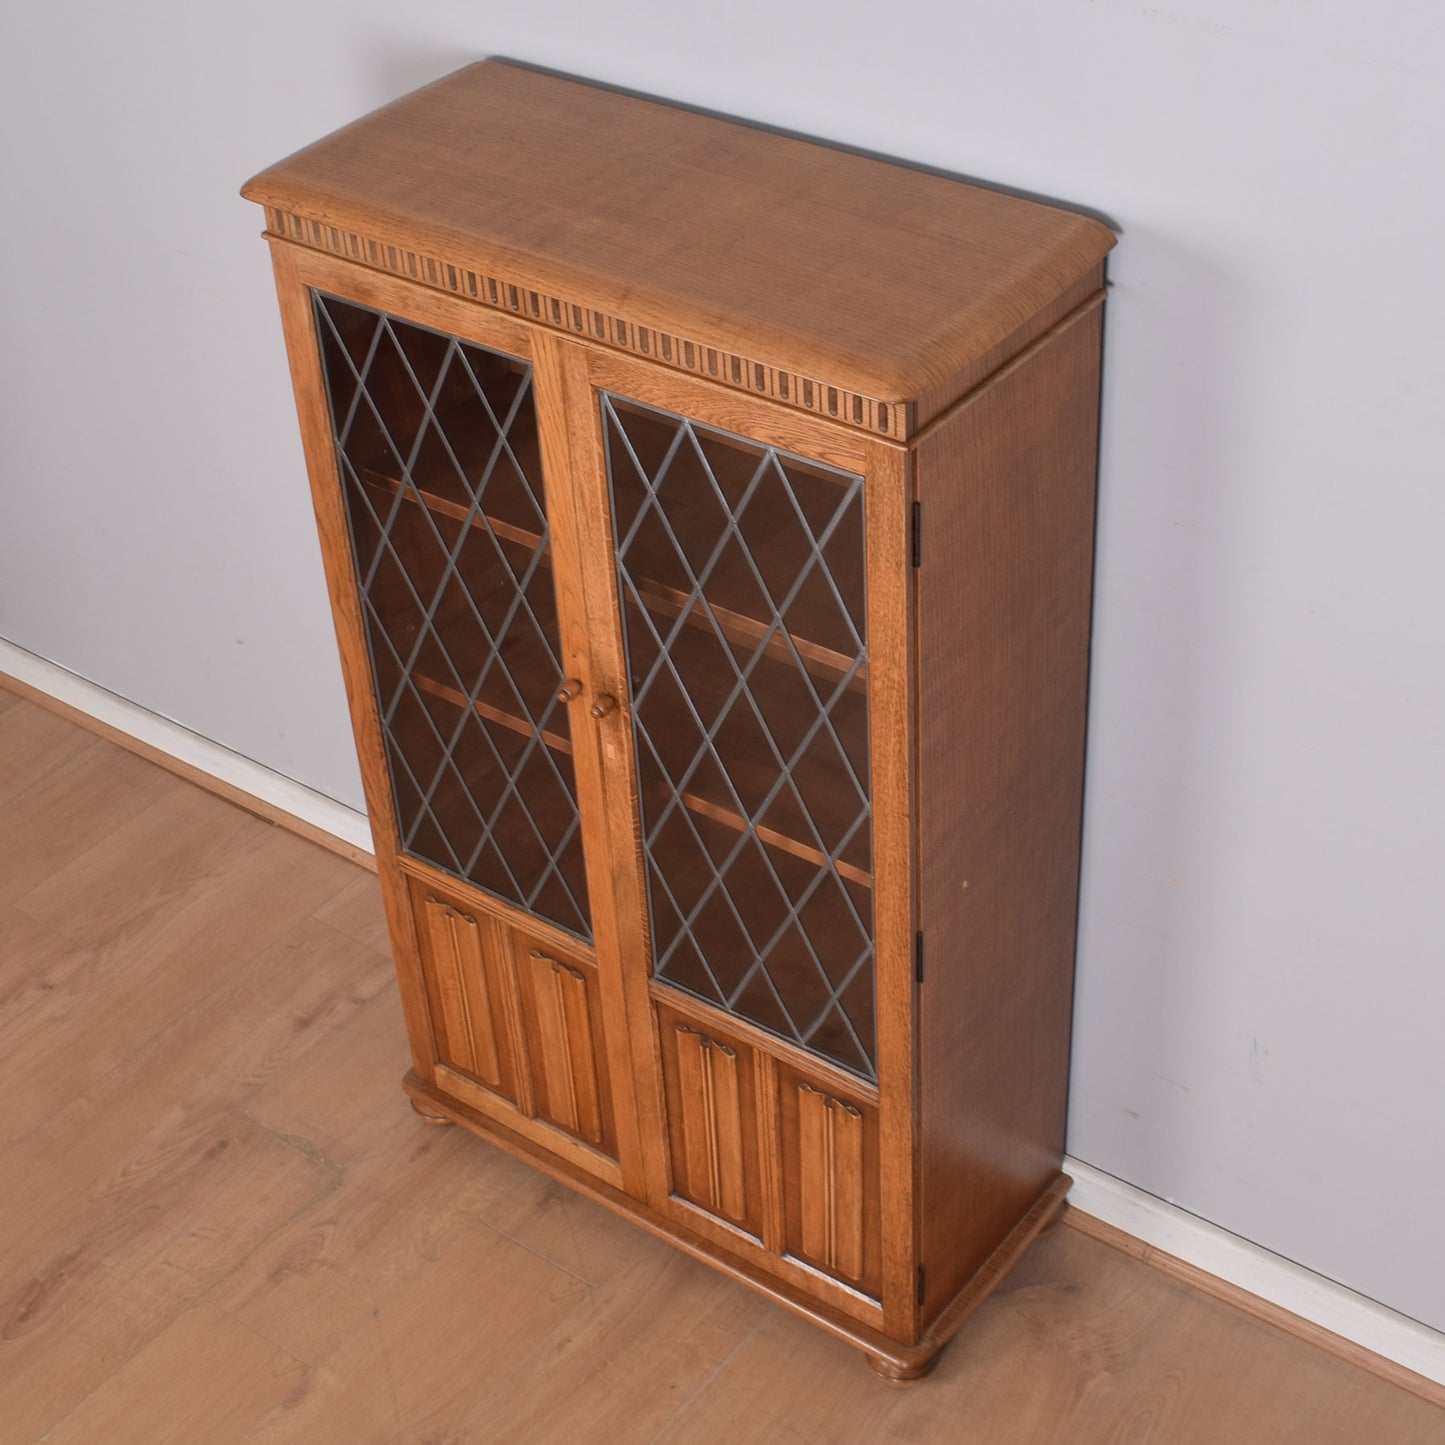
(866, 1350), (941, 1386)
(410, 1097), (453, 1127)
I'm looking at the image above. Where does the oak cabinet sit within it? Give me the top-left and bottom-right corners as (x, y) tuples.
(243, 59), (1113, 1381)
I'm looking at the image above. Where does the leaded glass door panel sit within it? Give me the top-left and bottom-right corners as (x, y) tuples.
(313, 294), (591, 942)
(601, 392), (876, 1080)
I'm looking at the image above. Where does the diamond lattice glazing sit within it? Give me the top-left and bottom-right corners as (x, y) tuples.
(314, 294), (590, 941)
(603, 394), (875, 1078)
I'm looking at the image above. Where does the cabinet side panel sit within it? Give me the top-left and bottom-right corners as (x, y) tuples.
(914, 300), (1104, 1325)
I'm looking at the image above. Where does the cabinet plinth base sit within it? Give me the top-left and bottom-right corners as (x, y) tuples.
(403, 1069), (1069, 1383)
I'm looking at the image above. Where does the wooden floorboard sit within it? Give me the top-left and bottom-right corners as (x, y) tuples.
(2, 684), (1442, 1443)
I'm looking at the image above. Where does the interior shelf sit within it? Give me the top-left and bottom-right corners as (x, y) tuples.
(626, 578), (866, 693)
(359, 455), (862, 694)
(625, 617), (871, 871)
(360, 468), (549, 554)
(676, 788), (872, 888)
(355, 444), (868, 890)
(642, 784), (876, 1078)
(607, 398), (866, 665)
(411, 671), (574, 757)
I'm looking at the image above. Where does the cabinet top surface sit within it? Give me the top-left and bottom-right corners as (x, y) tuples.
(243, 60), (1113, 406)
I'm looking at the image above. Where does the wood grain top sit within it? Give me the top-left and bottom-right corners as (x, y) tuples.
(242, 61), (1114, 409)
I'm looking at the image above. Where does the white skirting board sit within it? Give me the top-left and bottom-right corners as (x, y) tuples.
(0, 639), (373, 856)
(1065, 1158), (1445, 1388)
(4, 636), (1442, 1391)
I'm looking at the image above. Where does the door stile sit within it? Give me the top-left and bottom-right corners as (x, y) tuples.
(533, 331), (671, 1204)
(860, 438), (919, 1341)
(267, 237), (440, 1082)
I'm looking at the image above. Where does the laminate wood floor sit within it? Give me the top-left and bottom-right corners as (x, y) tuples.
(2, 685), (1441, 1444)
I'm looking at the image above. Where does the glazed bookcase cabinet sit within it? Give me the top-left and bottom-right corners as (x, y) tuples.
(243, 60), (1114, 1382)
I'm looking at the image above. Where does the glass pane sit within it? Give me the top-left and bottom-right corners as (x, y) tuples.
(314, 294), (591, 942)
(604, 394), (875, 1079)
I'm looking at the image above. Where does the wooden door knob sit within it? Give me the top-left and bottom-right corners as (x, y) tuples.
(557, 678), (584, 702)
(589, 693), (617, 719)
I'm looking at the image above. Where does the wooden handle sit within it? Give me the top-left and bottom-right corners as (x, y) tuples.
(589, 693), (617, 719)
(557, 677), (583, 702)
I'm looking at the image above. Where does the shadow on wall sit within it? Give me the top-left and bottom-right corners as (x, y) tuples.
(1068, 222), (1270, 1193)
(359, 42), (478, 112)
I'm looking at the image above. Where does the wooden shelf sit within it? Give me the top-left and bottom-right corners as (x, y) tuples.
(384, 673), (591, 938)
(631, 615), (872, 881)
(607, 397), (868, 684)
(358, 459), (864, 695)
(625, 582), (865, 694)
(408, 640), (867, 892)
(679, 789), (873, 890)
(643, 797), (877, 1077)
(412, 671), (573, 757)
(360, 469), (548, 554)
(409, 664), (869, 901)
(330, 345), (548, 541)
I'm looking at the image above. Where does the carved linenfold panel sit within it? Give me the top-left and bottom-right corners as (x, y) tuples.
(794, 1081), (866, 1283)
(520, 947), (605, 1145)
(269, 207), (898, 438)
(673, 1025), (749, 1223)
(421, 895), (505, 1089)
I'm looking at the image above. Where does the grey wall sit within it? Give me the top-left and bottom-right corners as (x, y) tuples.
(4, 1), (1442, 1329)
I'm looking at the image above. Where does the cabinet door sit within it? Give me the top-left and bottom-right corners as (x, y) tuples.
(595, 382), (878, 1081)
(312, 293), (593, 943)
